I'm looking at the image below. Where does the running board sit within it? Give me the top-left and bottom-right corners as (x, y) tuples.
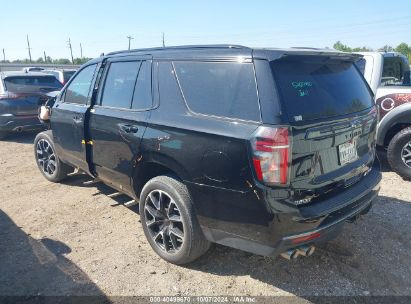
(124, 199), (138, 207)
(107, 192), (121, 198)
(83, 179), (100, 185)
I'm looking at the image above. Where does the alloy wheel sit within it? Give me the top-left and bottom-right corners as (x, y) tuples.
(401, 141), (411, 169)
(144, 190), (184, 253)
(36, 139), (57, 176)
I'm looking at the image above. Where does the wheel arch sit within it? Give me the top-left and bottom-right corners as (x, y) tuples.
(377, 104), (411, 147)
(131, 153), (190, 199)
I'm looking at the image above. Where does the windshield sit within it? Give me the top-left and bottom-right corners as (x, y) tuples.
(4, 76), (63, 93)
(271, 57), (374, 122)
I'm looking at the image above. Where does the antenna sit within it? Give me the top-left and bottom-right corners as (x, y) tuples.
(67, 38), (74, 64)
(26, 35), (32, 63)
(2, 48), (5, 62)
(44, 51), (47, 63)
(162, 32), (165, 48)
(127, 35), (134, 50)
(80, 43), (83, 58)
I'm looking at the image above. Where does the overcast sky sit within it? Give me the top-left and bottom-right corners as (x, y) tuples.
(1, 0), (410, 60)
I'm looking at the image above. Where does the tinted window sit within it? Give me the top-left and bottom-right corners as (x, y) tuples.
(271, 58), (374, 122)
(101, 61), (140, 109)
(132, 61), (152, 109)
(63, 71), (76, 83)
(174, 62), (260, 121)
(64, 64), (96, 104)
(354, 58), (366, 75)
(382, 57), (408, 86)
(4, 76), (62, 93)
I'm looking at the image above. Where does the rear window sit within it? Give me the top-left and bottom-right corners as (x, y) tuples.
(271, 58), (374, 122)
(174, 61), (260, 121)
(4, 76), (62, 93)
(63, 71), (76, 82)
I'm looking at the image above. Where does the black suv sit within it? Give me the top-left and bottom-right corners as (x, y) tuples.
(34, 45), (381, 264)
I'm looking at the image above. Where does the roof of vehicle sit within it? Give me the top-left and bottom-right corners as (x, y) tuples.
(85, 45), (361, 65)
(41, 68), (77, 72)
(0, 71), (56, 79)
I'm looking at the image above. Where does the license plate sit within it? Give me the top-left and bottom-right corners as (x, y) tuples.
(339, 140), (358, 165)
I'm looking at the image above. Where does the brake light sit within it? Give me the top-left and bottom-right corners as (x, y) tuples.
(251, 126), (290, 185)
(0, 92), (22, 100)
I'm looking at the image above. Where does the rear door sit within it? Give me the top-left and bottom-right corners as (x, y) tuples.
(51, 64), (98, 171)
(88, 56), (152, 194)
(270, 56), (377, 198)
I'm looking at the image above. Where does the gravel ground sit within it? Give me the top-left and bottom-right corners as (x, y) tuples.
(0, 132), (410, 300)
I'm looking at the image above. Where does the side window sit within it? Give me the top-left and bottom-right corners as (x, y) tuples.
(64, 64), (97, 104)
(101, 61), (140, 109)
(132, 61), (152, 110)
(174, 61), (260, 121)
(382, 57), (404, 86)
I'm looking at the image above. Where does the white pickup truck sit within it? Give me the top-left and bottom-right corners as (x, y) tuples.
(356, 52), (411, 179)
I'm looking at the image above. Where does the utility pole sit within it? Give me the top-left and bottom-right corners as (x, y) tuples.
(2, 48), (5, 62)
(26, 35), (32, 63)
(162, 32), (165, 47)
(67, 38), (74, 64)
(126, 35), (134, 50)
(80, 43), (83, 58)
(44, 51), (47, 63)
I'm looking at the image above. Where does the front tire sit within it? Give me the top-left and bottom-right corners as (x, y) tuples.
(139, 176), (210, 265)
(387, 127), (411, 180)
(34, 131), (72, 182)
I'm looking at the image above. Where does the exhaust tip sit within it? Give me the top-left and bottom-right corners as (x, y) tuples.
(280, 249), (298, 260)
(296, 245), (315, 257)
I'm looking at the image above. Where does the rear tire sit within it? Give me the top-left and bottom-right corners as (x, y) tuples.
(387, 127), (411, 180)
(139, 175), (210, 265)
(34, 131), (72, 182)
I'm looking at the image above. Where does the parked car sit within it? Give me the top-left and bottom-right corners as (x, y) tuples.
(355, 52), (411, 179)
(34, 45), (381, 264)
(0, 72), (63, 139)
(42, 69), (77, 85)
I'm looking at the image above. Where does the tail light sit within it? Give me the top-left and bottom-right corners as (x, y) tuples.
(251, 126), (290, 185)
(0, 92), (23, 100)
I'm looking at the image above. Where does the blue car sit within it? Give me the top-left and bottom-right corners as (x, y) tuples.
(0, 72), (63, 139)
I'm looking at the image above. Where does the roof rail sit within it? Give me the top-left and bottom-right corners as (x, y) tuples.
(106, 44), (249, 56)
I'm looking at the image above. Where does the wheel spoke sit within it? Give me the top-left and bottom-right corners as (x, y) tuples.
(145, 205), (163, 220)
(145, 189), (185, 253)
(148, 192), (161, 210)
(169, 227), (184, 239)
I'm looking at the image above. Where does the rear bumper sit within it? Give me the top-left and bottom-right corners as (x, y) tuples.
(0, 114), (44, 132)
(198, 161), (381, 257)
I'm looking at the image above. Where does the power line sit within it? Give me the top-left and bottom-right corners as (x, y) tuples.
(26, 35), (32, 63)
(126, 35), (134, 50)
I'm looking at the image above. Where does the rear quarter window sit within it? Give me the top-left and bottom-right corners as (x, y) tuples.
(271, 58), (374, 122)
(174, 61), (260, 121)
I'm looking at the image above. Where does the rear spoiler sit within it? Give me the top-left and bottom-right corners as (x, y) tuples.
(253, 49), (363, 62)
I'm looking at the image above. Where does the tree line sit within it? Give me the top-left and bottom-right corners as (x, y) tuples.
(333, 41), (411, 61)
(1, 57), (92, 65)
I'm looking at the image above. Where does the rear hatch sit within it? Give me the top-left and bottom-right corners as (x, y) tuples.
(1, 75), (62, 116)
(270, 55), (378, 203)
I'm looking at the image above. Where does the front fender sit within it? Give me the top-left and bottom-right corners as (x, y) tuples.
(377, 102), (411, 146)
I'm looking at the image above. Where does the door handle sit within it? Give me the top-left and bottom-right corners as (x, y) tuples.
(73, 115), (83, 124)
(120, 124), (138, 133)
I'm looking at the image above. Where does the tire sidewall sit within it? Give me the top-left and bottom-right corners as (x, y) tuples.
(388, 129), (411, 179)
(139, 177), (195, 264)
(34, 131), (65, 182)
